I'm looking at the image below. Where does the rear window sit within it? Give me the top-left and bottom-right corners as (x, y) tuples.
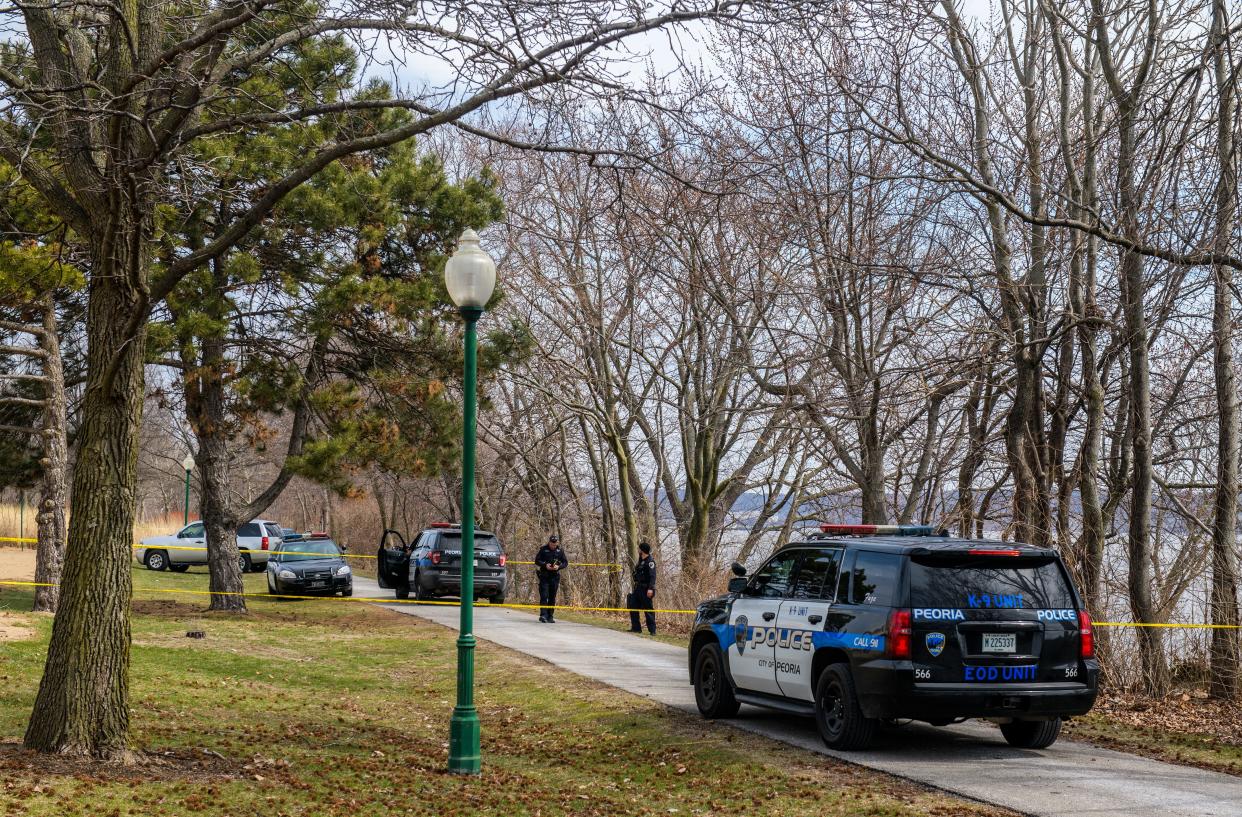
(439, 533), (502, 552)
(237, 523), (260, 537)
(264, 523), (283, 538)
(849, 551), (901, 606)
(909, 556), (1075, 610)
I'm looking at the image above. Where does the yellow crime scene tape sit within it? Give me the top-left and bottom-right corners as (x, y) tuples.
(2, 537), (622, 568)
(3, 577), (1242, 625)
(3, 540), (1238, 625)
(0, 578), (695, 615)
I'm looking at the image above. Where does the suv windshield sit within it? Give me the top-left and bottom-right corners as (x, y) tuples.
(909, 555), (1075, 609)
(281, 540), (341, 561)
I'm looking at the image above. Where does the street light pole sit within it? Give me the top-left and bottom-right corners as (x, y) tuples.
(443, 228), (496, 776)
(182, 454), (195, 526)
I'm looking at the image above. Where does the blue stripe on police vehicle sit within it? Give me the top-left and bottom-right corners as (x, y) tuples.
(710, 623), (884, 654)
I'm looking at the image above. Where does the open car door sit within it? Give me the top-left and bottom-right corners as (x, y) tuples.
(376, 529), (409, 589)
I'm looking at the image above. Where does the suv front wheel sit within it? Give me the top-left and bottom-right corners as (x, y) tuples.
(999, 718), (1061, 749)
(693, 644), (740, 718)
(814, 664), (877, 750)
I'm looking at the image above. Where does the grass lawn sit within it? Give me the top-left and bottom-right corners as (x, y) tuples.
(0, 567), (1011, 817)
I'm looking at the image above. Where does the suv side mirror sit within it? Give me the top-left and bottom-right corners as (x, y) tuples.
(339, 544), (348, 554)
(728, 577), (748, 594)
(730, 562), (747, 577)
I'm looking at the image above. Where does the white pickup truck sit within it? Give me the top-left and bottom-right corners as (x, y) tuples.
(135, 519), (284, 573)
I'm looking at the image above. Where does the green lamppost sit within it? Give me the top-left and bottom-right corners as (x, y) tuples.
(182, 453), (195, 526)
(444, 227), (496, 775)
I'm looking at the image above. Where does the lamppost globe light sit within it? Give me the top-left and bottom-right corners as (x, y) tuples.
(181, 454), (195, 526)
(444, 228), (496, 310)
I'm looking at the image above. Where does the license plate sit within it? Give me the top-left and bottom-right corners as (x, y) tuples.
(982, 633), (1016, 653)
(309, 581), (326, 588)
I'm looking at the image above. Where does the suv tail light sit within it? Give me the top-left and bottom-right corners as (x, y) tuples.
(1078, 610), (1094, 659)
(887, 609), (912, 659)
(261, 536), (269, 550)
(498, 554), (506, 567)
(430, 551), (442, 565)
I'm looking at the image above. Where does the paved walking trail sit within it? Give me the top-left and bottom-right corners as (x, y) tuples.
(353, 577), (1242, 817)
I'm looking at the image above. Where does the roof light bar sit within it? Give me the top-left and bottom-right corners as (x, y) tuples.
(819, 524), (937, 537)
(429, 522), (455, 528)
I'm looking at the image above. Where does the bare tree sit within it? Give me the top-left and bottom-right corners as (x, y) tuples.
(1207, 0), (1241, 699)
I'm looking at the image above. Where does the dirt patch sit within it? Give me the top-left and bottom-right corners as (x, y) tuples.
(131, 599), (211, 617)
(1086, 690), (1242, 747)
(0, 612), (34, 641)
(1064, 690), (1242, 777)
(0, 548), (36, 581)
(0, 741), (247, 783)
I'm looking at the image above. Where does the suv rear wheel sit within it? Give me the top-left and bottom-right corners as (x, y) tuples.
(238, 553), (252, 574)
(999, 718), (1061, 749)
(814, 664), (877, 750)
(693, 644), (740, 718)
(413, 573), (431, 601)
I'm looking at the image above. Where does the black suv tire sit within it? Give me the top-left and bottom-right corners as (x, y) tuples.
(1000, 718), (1061, 749)
(145, 550), (168, 571)
(814, 664), (877, 750)
(694, 644), (740, 718)
(395, 578), (410, 600)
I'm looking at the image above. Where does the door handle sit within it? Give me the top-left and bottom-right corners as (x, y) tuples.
(762, 611), (776, 622)
(808, 614), (823, 625)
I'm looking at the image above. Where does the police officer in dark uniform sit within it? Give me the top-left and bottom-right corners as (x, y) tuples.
(628, 542), (657, 634)
(534, 534), (568, 623)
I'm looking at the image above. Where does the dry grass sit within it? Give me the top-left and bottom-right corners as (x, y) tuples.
(0, 503), (182, 544)
(0, 576), (1013, 817)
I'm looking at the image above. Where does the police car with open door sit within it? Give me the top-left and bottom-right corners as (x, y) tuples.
(376, 522), (508, 603)
(688, 525), (1098, 750)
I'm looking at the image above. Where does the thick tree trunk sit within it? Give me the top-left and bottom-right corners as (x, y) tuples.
(199, 446), (247, 612)
(859, 386), (887, 524)
(1117, 136), (1166, 694)
(24, 247), (146, 759)
(183, 320), (248, 613)
(1208, 0), (1241, 700)
(32, 297), (68, 614)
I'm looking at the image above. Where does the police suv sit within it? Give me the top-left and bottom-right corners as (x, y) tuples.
(376, 523), (508, 604)
(688, 525), (1098, 750)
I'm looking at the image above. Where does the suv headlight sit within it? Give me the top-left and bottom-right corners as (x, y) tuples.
(335, 565), (351, 576)
(278, 569), (297, 579)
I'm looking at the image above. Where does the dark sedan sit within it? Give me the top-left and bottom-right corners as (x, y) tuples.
(266, 537), (352, 597)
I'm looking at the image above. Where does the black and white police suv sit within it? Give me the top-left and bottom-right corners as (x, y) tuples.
(688, 524), (1098, 751)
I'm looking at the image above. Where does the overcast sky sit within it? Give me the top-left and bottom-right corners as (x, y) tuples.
(366, 0), (997, 100)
